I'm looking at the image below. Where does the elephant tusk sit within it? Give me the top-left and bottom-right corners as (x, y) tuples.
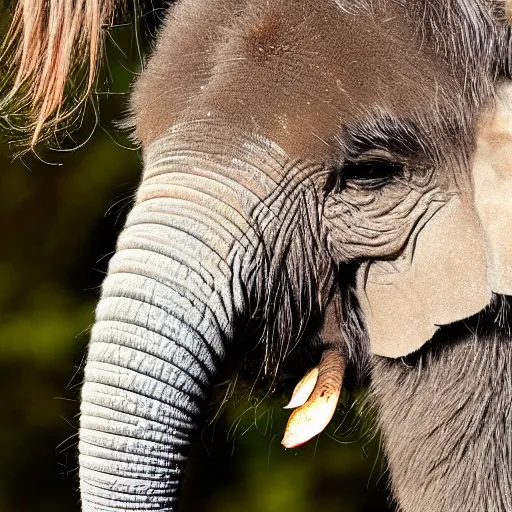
(281, 349), (346, 449)
(284, 366), (319, 409)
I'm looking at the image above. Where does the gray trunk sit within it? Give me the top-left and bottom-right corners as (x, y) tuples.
(79, 124), (286, 510)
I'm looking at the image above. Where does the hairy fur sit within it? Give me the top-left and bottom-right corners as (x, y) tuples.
(372, 295), (512, 511)
(0, 0), (119, 144)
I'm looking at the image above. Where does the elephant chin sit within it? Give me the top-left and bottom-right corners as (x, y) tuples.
(78, 125), (291, 510)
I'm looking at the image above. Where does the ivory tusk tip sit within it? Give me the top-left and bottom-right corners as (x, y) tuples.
(280, 434), (310, 449)
(281, 397), (337, 449)
(284, 366), (319, 409)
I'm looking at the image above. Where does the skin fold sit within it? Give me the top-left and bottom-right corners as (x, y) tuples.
(2, 0), (512, 511)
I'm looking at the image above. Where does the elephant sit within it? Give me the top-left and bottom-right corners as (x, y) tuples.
(2, 0), (512, 510)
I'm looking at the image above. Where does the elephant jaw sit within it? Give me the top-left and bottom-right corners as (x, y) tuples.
(357, 82), (512, 359)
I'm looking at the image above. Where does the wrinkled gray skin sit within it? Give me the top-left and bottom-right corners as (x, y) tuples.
(79, 0), (512, 511)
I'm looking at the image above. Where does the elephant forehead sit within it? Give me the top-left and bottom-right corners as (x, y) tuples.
(132, 0), (462, 160)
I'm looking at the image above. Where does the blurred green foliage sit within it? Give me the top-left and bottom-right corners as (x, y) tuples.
(0, 4), (392, 512)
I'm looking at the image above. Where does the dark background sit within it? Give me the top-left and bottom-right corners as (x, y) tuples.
(0, 4), (393, 511)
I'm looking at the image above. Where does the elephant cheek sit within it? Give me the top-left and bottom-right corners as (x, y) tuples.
(356, 196), (491, 358)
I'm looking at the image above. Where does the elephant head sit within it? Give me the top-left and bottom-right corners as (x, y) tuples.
(4, 0), (512, 511)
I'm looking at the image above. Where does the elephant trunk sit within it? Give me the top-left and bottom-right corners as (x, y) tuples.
(79, 124), (283, 510)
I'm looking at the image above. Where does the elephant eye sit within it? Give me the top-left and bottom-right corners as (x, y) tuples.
(342, 157), (405, 190)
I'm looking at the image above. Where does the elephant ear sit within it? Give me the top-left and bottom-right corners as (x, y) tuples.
(473, 82), (512, 295)
(356, 197), (491, 358)
(1, 0), (120, 144)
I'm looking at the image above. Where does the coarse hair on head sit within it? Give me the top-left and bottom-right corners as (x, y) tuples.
(0, 0), (121, 146)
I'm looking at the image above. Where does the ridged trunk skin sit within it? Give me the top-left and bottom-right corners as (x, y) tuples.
(79, 124), (290, 511)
